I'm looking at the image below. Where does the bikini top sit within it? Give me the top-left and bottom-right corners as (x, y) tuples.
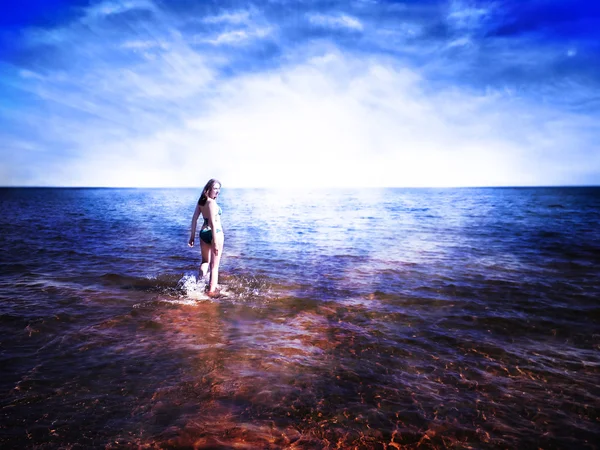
(203, 205), (222, 225)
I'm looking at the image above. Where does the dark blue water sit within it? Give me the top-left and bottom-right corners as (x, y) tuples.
(1, 187), (599, 448)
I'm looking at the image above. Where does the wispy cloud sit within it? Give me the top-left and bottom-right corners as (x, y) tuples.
(84, 0), (156, 19)
(121, 39), (167, 50)
(307, 13), (364, 31)
(203, 10), (252, 25)
(447, 1), (494, 32)
(203, 27), (273, 46)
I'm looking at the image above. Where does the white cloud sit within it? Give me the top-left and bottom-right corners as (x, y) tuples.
(121, 40), (168, 50)
(447, 37), (472, 48)
(203, 10), (252, 25)
(195, 7), (273, 46)
(447, 1), (495, 33)
(58, 49), (593, 188)
(6, 44), (596, 187)
(307, 13), (364, 31)
(204, 27), (272, 45)
(84, 0), (156, 18)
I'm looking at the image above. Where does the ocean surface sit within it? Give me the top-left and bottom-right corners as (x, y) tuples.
(0, 187), (598, 449)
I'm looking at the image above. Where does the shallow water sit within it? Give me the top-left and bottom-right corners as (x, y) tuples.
(0, 187), (599, 448)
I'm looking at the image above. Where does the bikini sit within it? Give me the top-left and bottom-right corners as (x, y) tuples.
(199, 206), (222, 245)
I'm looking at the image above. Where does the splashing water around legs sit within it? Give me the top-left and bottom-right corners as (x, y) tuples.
(178, 274), (209, 301)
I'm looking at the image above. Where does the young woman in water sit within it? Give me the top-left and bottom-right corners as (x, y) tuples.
(188, 179), (224, 297)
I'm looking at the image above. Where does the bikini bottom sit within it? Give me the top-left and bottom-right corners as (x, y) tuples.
(200, 228), (221, 245)
(199, 228), (213, 244)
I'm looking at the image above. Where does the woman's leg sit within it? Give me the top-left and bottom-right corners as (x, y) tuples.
(207, 244), (222, 295)
(199, 240), (211, 281)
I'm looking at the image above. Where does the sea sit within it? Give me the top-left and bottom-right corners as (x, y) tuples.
(0, 187), (598, 449)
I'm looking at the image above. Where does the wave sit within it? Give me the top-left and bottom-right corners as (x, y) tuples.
(99, 273), (183, 291)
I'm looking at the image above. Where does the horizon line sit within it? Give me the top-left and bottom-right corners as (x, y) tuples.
(1, 185), (599, 189)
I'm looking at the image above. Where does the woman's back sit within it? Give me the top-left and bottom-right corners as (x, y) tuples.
(200, 198), (222, 229)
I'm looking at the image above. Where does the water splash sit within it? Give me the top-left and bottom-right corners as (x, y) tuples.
(177, 273), (210, 301)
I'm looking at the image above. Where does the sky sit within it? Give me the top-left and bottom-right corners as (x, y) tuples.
(0, 0), (599, 188)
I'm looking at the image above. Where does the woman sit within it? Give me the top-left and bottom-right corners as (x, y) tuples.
(188, 179), (224, 297)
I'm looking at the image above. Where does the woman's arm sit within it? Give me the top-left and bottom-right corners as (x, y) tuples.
(188, 204), (201, 247)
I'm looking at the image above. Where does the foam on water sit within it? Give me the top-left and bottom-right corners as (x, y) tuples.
(175, 273), (233, 302)
(132, 297), (209, 308)
(132, 275), (213, 307)
(177, 273), (208, 300)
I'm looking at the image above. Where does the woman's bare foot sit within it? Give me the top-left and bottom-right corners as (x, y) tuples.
(207, 289), (220, 299)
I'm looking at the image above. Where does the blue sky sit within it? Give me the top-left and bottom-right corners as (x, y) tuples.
(1, 0), (599, 187)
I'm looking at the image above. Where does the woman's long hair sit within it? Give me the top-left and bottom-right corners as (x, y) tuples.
(198, 178), (221, 206)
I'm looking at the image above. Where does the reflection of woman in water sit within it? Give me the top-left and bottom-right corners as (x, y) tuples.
(189, 179), (224, 297)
